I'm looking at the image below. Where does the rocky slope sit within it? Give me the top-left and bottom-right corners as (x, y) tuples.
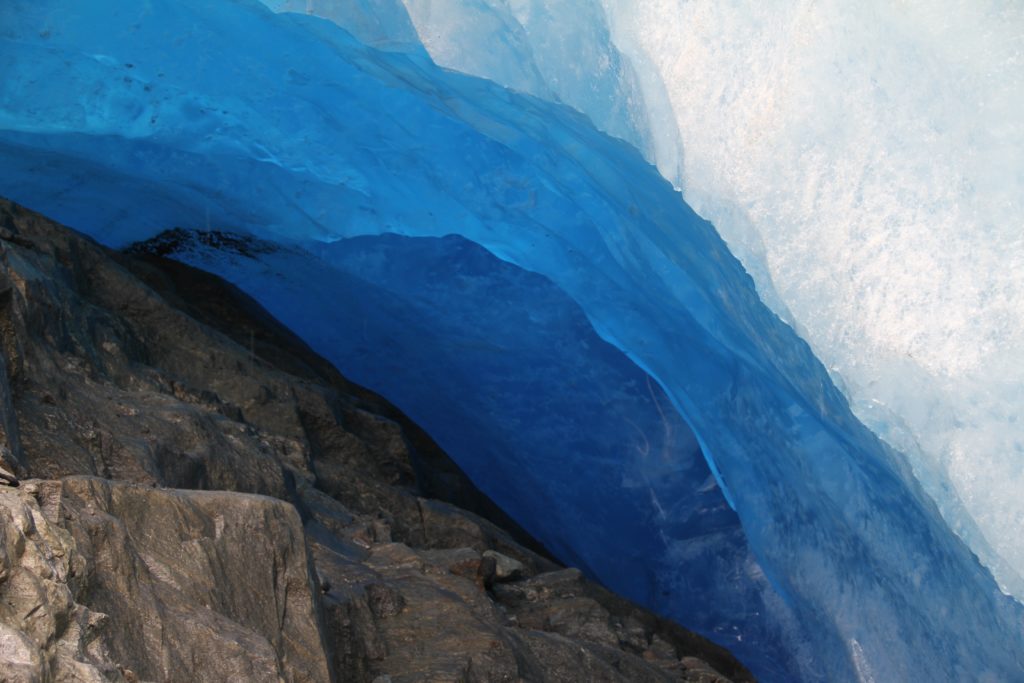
(0, 198), (752, 682)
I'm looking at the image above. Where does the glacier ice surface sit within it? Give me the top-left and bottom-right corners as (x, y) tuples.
(380, 0), (1024, 602)
(260, 0), (424, 53)
(2, 1), (1024, 681)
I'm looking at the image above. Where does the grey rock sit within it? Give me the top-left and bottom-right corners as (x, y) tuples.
(0, 484), (120, 682)
(0, 460), (17, 487)
(55, 477), (331, 683)
(365, 583), (406, 619)
(0, 199), (753, 683)
(482, 549), (525, 582)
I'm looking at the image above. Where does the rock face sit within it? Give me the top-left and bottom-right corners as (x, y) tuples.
(0, 478), (329, 683)
(0, 198), (753, 682)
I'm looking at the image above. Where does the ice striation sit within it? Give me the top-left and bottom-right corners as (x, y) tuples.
(1, 1), (1023, 681)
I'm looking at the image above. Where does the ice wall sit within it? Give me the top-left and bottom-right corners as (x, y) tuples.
(260, 0), (423, 52)
(2, 1), (1024, 680)
(400, 0), (657, 158)
(267, 0), (673, 167)
(349, 0), (1024, 607)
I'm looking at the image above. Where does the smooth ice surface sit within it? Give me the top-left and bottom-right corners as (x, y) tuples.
(383, 0), (1024, 599)
(260, 0), (424, 52)
(399, 0), (656, 159)
(153, 230), (805, 678)
(270, 0), (671, 166)
(2, 1), (1024, 680)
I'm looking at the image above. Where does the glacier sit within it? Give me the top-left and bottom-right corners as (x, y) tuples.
(1, 1), (1024, 681)
(381, 0), (1024, 603)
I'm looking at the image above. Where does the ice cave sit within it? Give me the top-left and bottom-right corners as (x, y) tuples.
(1, 1), (1022, 681)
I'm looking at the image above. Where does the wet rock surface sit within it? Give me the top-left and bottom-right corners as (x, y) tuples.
(0, 199), (752, 682)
